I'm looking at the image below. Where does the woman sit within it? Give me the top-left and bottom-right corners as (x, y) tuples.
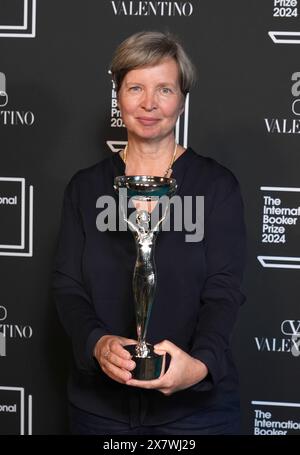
(53, 31), (246, 435)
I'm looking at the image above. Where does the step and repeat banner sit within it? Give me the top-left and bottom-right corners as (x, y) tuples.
(0, 0), (300, 435)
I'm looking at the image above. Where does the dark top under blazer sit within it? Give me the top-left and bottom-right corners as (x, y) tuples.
(53, 148), (246, 426)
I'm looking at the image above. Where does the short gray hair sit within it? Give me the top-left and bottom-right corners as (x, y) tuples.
(110, 31), (196, 96)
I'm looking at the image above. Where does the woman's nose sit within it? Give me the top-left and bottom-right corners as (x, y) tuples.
(141, 89), (157, 111)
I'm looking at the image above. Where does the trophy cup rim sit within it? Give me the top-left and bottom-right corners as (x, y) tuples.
(114, 175), (177, 198)
(114, 175), (176, 185)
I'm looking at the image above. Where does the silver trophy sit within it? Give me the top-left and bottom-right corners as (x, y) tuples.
(114, 175), (177, 380)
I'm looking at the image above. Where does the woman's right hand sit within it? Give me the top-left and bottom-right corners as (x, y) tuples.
(93, 335), (137, 384)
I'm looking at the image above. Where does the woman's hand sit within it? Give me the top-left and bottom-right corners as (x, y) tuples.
(126, 339), (208, 395)
(93, 335), (137, 384)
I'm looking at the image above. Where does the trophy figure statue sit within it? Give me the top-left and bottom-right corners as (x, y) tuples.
(114, 175), (177, 380)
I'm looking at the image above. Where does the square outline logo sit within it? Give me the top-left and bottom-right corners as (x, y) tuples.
(0, 177), (33, 257)
(0, 177), (25, 249)
(0, 0), (36, 38)
(269, 31), (300, 44)
(0, 386), (32, 435)
(0, 386), (24, 435)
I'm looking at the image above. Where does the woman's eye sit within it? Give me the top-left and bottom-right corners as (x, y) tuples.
(161, 87), (173, 94)
(129, 86), (141, 92)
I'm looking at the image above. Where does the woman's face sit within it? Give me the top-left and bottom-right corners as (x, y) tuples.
(118, 58), (184, 144)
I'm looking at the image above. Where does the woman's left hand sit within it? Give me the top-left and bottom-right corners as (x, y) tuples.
(126, 340), (208, 395)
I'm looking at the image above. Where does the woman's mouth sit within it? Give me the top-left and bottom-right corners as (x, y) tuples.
(136, 117), (160, 126)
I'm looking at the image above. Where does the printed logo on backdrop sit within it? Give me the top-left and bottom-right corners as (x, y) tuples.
(269, 0), (300, 44)
(0, 178), (34, 257)
(0, 0), (36, 38)
(0, 386), (32, 435)
(254, 319), (300, 356)
(251, 401), (300, 435)
(106, 75), (190, 153)
(0, 305), (33, 358)
(265, 72), (300, 134)
(0, 72), (35, 126)
(110, 0), (195, 16)
(258, 186), (300, 268)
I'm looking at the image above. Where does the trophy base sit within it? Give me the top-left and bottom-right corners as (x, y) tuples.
(125, 344), (163, 380)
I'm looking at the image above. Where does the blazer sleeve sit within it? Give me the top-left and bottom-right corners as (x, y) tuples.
(189, 172), (246, 391)
(52, 176), (109, 373)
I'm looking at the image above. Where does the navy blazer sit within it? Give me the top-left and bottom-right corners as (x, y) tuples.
(53, 148), (246, 426)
